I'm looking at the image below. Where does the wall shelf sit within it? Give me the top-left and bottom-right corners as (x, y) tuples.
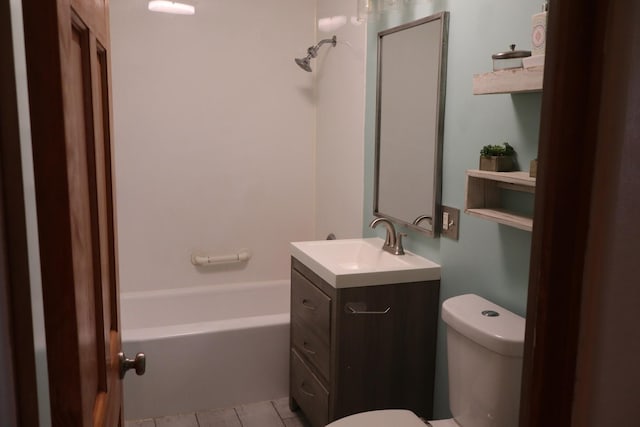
(473, 66), (543, 95)
(464, 169), (536, 231)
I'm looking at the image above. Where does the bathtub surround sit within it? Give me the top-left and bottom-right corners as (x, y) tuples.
(362, 0), (542, 418)
(110, 0), (317, 293)
(110, 0), (367, 294)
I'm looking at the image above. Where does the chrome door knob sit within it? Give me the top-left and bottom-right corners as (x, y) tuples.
(118, 352), (146, 379)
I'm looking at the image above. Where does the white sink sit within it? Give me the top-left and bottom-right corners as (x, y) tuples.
(290, 238), (440, 288)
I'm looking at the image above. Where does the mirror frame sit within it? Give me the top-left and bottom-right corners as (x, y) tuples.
(373, 12), (449, 237)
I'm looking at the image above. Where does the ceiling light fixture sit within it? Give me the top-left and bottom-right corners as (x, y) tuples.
(148, 1), (195, 15)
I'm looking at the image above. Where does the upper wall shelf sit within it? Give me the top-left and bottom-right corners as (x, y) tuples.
(464, 169), (536, 231)
(472, 66), (543, 95)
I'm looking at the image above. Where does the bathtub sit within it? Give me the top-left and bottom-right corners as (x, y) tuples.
(120, 280), (290, 420)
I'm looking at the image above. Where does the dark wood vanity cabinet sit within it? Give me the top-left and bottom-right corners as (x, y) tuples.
(289, 257), (440, 427)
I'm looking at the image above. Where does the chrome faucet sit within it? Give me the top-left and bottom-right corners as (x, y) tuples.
(369, 217), (405, 255)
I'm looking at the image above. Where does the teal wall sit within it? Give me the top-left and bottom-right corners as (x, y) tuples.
(362, 0), (543, 419)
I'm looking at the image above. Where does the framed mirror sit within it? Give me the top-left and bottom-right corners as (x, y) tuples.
(374, 12), (449, 237)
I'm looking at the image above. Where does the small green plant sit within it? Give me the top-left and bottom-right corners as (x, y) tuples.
(480, 142), (515, 157)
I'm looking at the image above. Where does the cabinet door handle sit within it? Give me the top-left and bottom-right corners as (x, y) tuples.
(299, 382), (316, 397)
(301, 299), (316, 310)
(302, 341), (316, 355)
(345, 303), (391, 315)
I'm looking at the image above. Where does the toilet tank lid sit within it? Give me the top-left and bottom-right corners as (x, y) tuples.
(442, 294), (526, 357)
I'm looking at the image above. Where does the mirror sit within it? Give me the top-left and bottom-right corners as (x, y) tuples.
(374, 12), (449, 237)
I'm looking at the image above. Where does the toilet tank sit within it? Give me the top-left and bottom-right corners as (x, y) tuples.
(441, 294), (525, 427)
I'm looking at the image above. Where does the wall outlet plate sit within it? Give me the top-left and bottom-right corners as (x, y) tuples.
(441, 206), (460, 240)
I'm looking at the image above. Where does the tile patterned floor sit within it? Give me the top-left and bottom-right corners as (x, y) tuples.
(125, 398), (311, 427)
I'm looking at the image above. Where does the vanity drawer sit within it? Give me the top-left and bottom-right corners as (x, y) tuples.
(291, 349), (329, 427)
(291, 269), (331, 342)
(292, 317), (330, 382)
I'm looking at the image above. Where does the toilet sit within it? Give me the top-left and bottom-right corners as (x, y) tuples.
(326, 294), (526, 427)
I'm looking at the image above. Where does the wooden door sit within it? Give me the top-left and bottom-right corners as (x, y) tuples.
(22, 0), (123, 425)
(519, 0), (640, 425)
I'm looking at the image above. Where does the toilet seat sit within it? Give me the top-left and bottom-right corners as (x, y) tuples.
(325, 410), (426, 427)
(324, 409), (460, 427)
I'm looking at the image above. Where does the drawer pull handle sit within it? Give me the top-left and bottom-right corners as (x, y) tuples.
(301, 299), (316, 310)
(346, 303), (391, 315)
(300, 382), (316, 398)
(302, 342), (316, 355)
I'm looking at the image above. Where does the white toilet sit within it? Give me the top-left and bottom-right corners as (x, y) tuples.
(326, 294), (526, 427)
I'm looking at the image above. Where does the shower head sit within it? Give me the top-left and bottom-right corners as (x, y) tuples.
(295, 56), (313, 72)
(294, 35), (337, 72)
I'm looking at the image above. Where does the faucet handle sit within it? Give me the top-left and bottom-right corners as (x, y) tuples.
(394, 233), (407, 255)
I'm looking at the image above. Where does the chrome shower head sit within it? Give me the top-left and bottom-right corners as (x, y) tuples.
(295, 56), (313, 72)
(294, 35), (337, 72)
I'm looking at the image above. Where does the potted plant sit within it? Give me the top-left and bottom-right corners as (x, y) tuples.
(479, 142), (515, 172)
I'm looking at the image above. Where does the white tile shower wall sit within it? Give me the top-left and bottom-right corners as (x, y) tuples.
(315, 0), (366, 240)
(110, 0), (317, 292)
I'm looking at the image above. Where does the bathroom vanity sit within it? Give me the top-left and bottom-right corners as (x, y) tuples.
(289, 239), (441, 427)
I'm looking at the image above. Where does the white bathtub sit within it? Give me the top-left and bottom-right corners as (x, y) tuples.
(120, 280), (290, 420)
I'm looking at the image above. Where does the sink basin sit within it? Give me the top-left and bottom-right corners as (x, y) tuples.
(290, 238), (440, 288)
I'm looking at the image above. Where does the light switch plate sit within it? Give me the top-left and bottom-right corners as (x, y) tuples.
(441, 206), (460, 240)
